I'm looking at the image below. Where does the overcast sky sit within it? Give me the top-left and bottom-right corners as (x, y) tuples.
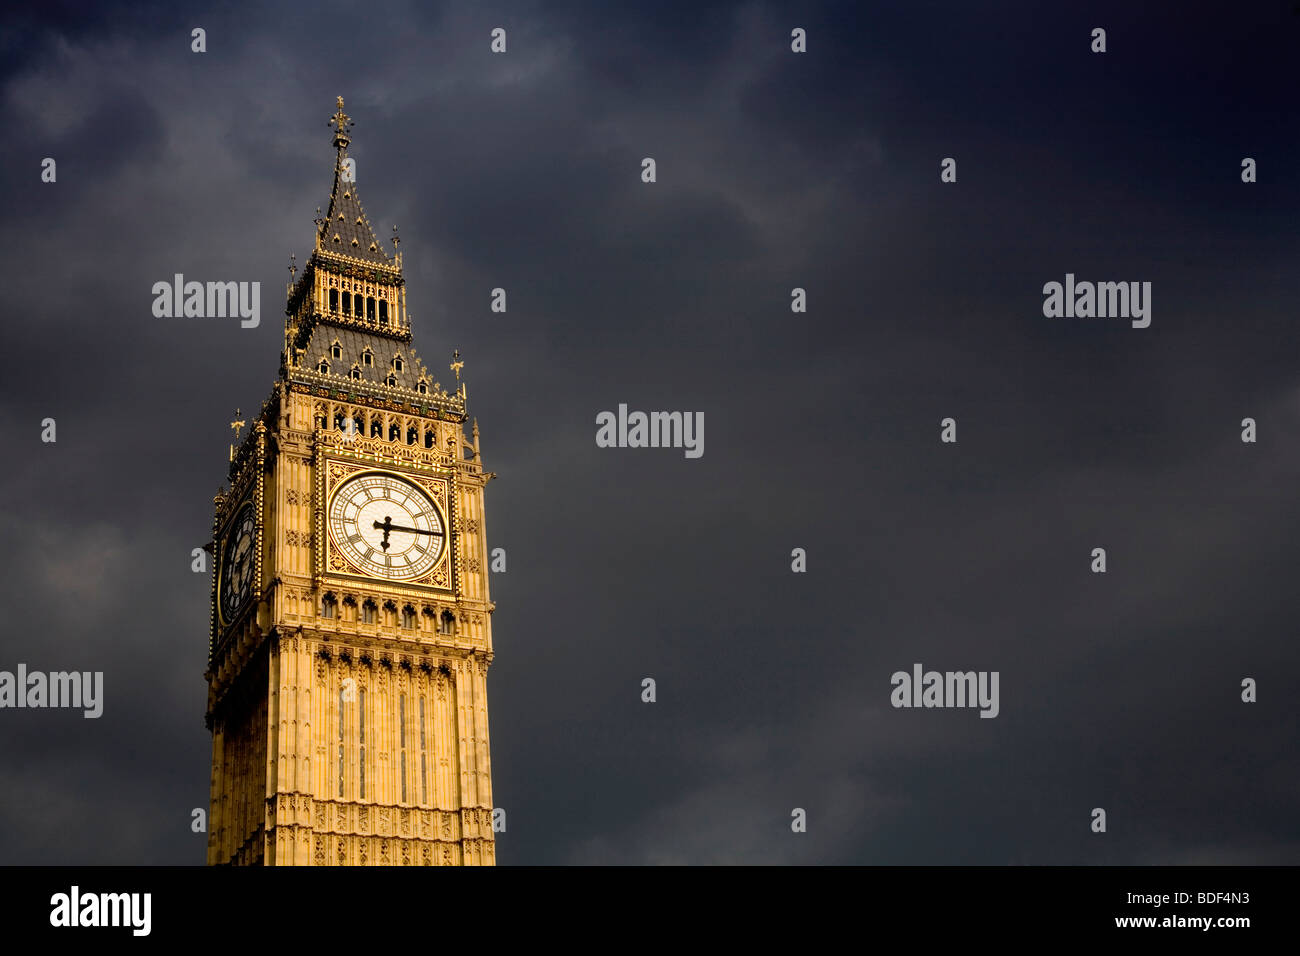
(1, 0), (1298, 864)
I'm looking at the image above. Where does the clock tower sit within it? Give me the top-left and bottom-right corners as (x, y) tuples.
(205, 98), (497, 866)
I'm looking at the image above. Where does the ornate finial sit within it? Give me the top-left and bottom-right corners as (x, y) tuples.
(228, 409), (246, 462)
(288, 252), (296, 278)
(313, 206), (324, 229)
(329, 96), (353, 149)
(391, 224), (400, 248)
(450, 349), (464, 382)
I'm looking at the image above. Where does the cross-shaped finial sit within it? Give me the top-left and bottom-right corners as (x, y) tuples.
(229, 409), (246, 462)
(329, 96), (353, 148)
(313, 206), (324, 229)
(450, 349), (464, 382)
(330, 96), (350, 133)
(391, 224), (400, 248)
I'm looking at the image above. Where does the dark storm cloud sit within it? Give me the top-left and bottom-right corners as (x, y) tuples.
(0, 0), (1297, 864)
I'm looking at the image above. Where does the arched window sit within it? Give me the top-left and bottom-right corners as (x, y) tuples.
(394, 356), (404, 372)
(438, 609), (455, 635)
(424, 430), (434, 448)
(386, 374), (397, 387)
(350, 366), (361, 380)
(388, 423), (400, 441)
(322, 593), (337, 619)
(379, 300), (388, 323)
(318, 360), (330, 374)
(406, 427), (417, 445)
(401, 606), (416, 629)
(370, 418), (382, 438)
(329, 289), (338, 311)
(361, 600), (377, 625)
(355, 296), (364, 318)
(342, 292), (351, 314)
(331, 341), (342, 360)
(367, 297), (376, 320)
(362, 349), (373, 366)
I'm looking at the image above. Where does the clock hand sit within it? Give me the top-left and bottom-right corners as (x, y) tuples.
(384, 522), (439, 536)
(372, 515), (439, 552)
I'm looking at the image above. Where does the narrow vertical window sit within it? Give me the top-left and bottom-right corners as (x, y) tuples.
(358, 687), (366, 799)
(419, 696), (428, 805)
(337, 685), (345, 798)
(399, 693), (407, 804)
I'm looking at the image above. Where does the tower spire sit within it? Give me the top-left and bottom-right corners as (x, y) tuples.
(312, 96), (392, 266)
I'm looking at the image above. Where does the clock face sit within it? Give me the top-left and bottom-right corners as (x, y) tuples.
(328, 472), (445, 580)
(220, 504), (256, 623)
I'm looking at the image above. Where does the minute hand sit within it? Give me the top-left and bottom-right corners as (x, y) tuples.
(373, 515), (441, 551)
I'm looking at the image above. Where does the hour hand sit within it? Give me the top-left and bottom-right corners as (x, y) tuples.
(373, 516), (393, 550)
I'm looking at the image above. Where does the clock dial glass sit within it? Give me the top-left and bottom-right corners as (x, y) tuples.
(329, 473), (445, 580)
(220, 504), (255, 623)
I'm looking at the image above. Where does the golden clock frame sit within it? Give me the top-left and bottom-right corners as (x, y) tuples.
(314, 453), (455, 592)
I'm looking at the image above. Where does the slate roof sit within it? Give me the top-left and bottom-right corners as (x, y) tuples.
(299, 324), (444, 395)
(319, 148), (393, 265)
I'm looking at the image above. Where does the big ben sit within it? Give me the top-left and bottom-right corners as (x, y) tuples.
(205, 98), (497, 866)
